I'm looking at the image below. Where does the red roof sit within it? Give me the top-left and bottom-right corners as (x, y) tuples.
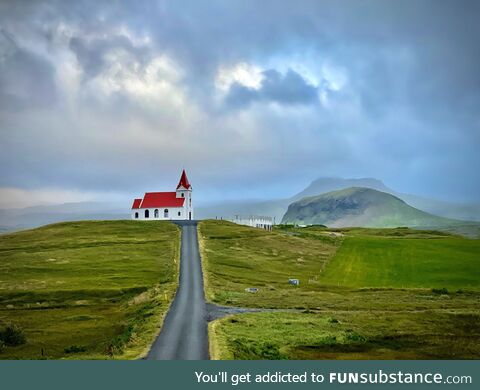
(176, 169), (191, 190)
(139, 192), (185, 208)
(131, 199), (142, 209)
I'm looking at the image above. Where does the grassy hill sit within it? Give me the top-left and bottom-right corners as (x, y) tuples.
(0, 220), (179, 359)
(293, 177), (480, 222)
(281, 187), (468, 229)
(200, 221), (480, 359)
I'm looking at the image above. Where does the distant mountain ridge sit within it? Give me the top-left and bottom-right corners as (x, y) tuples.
(282, 187), (457, 228)
(292, 178), (480, 221)
(196, 177), (480, 222)
(2, 177), (480, 233)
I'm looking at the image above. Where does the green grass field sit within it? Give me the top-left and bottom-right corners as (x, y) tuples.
(0, 220), (179, 359)
(198, 221), (340, 307)
(319, 235), (480, 289)
(200, 221), (480, 359)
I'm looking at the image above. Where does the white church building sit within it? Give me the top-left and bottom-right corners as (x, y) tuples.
(131, 169), (193, 220)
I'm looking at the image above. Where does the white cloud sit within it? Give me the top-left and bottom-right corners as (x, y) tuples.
(215, 62), (264, 91)
(93, 53), (184, 106)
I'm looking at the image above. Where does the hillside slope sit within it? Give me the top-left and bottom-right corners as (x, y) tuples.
(281, 187), (459, 228)
(0, 220), (179, 359)
(293, 178), (480, 221)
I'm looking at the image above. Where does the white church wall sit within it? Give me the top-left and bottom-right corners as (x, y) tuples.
(131, 207), (185, 221)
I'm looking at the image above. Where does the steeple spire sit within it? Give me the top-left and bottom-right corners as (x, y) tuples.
(176, 169), (191, 190)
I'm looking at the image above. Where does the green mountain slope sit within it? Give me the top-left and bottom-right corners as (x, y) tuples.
(295, 177), (480, 221)
(281, 187), (460, 228)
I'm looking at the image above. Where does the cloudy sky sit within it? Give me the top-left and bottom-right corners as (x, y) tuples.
(0, 0), (479, 208)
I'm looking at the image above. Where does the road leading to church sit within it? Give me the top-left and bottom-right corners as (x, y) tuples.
(147, 221), (209, 360)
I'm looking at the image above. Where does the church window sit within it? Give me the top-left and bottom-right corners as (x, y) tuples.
(178, 211), (181, 216)
(164, 209), (169, 218)
(154, 209), (159, 218)
(181, 193), (184, 197)
(145, 209), (149, 218)
(135, 212), (138, 219)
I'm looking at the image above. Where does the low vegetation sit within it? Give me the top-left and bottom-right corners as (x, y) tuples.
(200, 221), (480, 359)
(0, 324), (26, 346)
(0, 220), (179, 359)
(211, 311), (480, 360)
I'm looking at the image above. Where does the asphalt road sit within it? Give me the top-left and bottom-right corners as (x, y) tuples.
(147, 221), (209, 360)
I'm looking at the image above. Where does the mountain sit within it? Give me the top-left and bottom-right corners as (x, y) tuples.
(195, 178), (393, 221)
(292, 177), (390, 200)
(197, 177), (480, 222)
(293, 178), (480, 221)
(281, 187), (463, 228)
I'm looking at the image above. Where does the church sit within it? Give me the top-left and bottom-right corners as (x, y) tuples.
(131, 169), (193, 221)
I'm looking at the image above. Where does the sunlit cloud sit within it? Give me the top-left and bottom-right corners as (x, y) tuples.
(215, 62), (264, 91)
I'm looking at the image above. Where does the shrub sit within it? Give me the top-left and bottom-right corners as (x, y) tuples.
(231, 338), (286, 360)
(0, 324), (26, 346)
(344, 330), (366, 343)
(107, 323), (134, 355)
(327, 317), (339, 324)
(432, 288), (449, 295)
(316, 335), (337, 345)
(0, 340), (5, 352)
(64, 345), (87, 354)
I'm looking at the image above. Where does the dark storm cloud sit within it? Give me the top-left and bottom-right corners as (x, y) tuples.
(0, 0), (479, 204)
(225, 69), (319, 108)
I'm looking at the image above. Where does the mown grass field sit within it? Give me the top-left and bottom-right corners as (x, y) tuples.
(319, 235), (480, 289)
(0, 220), (179, 359)
(199, 221), (480, 359)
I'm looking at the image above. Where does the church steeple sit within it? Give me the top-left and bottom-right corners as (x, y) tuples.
(176, 169), (191, 190)
(175, 169), (193, 220)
